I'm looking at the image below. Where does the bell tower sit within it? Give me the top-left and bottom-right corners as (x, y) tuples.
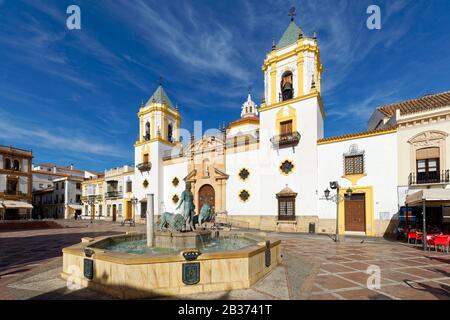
(258, 7), (324, 219)
(134, 80), (181, 217)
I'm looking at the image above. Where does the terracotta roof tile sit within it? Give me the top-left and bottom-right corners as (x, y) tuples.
(317, 127), (397, 144)
(378, 91), (450, 117)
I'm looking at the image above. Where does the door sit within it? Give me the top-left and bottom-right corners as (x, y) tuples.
(126, 201), (133, 220)
(198, 184), (215, 214)
(112, 205), (117, 222)
(278, 197), (296, 221)
(344, 193), (366, 232)
(91, 205), (95, 220)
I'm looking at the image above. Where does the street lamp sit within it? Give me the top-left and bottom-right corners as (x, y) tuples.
(322, 182), (353, 242)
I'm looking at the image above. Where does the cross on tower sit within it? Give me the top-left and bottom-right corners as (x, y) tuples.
(288, 6), (296, 21)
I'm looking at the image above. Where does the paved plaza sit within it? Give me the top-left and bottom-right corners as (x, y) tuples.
(0, 220), (449, 300)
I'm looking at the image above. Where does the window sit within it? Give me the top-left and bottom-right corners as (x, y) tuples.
(55, 183), (59, 190)
(4, 158), (11, 170)
(143, 180), (149, 188)
(6, 179), (18, 195)
(61, 195), (65, 204)
(143, 153), (149, 164)
(85, 205), (88, 216)
(76, 195), (81, 203)
(107, 205), (111, 217)
(118, 204), (122, 215)
(99, 205), (103, 216)
(167, 123), (173, 143)
(344, 155), (364, 175)
(62, 182), (65, 189)
(144, 121), (151, 141)
(417, 158), (439, 184)
(55, 195), (59, 203)
(76, 183), (81, 190)
(280, 71), (293, 101)
(280, 120), (293, 136)
(172, 194), (179, 204)
(13, 160), (20, 171)
(172, 177), (179, 187)
(278, 197), (296, 221)
(126, 181), (132, 193)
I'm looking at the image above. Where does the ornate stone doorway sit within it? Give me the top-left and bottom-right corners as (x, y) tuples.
(198, 184), (215, 213)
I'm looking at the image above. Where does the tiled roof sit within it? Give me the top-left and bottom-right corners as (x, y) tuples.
(276, 20), (303, 49)
(317, 127), (397, 145)
(378, 91), (450, 117)
(146, 85), (175, 109)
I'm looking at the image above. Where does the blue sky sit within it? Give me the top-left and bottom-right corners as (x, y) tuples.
(0, 0), (449, 172)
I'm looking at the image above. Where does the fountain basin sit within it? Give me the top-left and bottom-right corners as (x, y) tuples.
(61, 232), (281, 299)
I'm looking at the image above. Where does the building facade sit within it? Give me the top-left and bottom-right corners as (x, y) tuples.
(0, 145), (33, 220)
(80, 165), (134, 222)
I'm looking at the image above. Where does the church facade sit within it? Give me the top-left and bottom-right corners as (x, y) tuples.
(83, 18), (450, 237)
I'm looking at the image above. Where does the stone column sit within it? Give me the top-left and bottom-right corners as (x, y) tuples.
(147, 194), (155, 247)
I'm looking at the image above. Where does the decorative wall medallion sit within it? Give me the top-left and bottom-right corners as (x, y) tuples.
(172, 194), (179, 204)
(238, 168), (250, 181)
(172, 177), (179, 187)
(239, 189), (250, 202)
(84, 258), (94, 280)
(279, 160), (294, 175)
(182, 262), (200, 285)
(143, 179), (149, 188)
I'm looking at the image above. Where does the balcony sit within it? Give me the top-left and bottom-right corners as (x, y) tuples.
(105, 191), (122, 199)
(408, 170), (450, 185)
(270, 131), (301, 149)
(137, 162), (152, 172)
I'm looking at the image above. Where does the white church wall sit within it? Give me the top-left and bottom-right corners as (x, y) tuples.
(163, 159), (188, 214)
(226, 149), (261, 216)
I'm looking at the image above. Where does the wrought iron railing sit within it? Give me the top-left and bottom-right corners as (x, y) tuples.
(104, 191), (122, 199)
(270, 131), (301, 148)
(137, 162), (152, 172)
(408, 170), (450, 185)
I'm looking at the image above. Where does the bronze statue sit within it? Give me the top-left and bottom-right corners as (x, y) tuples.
(176, 181), (195, 231)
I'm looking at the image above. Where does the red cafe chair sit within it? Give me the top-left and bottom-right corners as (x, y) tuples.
(407, 231), (417, 244)
(434, 235), (450, 254)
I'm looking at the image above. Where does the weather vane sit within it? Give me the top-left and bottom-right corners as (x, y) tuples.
(288, 6), (296, 21)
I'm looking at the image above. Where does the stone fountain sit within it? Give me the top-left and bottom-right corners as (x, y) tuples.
(61, 182), (281, 299)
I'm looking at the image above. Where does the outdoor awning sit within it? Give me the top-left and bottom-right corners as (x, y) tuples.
(405, 189), (450, 206)
(68, 204), (83, 210)
(1, 201), (33, 209)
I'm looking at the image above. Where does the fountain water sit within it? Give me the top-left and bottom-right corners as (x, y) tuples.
(61, 182), (281, 298)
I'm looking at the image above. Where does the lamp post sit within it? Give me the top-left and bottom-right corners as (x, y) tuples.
(87, 196), (95, 223)
(324, 182), (353, 242)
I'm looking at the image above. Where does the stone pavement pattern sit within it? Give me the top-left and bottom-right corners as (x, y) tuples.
(0, 221), (449, 300)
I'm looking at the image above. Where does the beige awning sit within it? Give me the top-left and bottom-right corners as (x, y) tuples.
(1, 201), (33, 209)
(68, 204), (83, 210)
(405, 189), (450, 206)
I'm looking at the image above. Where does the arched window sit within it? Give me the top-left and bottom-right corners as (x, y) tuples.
(280, 71), (293, 101)
(144, 122), (151, 141)
(4, 158), (11, 170)
(167, 123), (173, 143)
(13, 160), (20, 171)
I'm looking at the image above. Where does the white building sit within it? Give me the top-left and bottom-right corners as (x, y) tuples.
(87, 17), (450, 237)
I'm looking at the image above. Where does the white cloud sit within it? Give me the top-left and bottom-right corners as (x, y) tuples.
(0, 110), (128, 158)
